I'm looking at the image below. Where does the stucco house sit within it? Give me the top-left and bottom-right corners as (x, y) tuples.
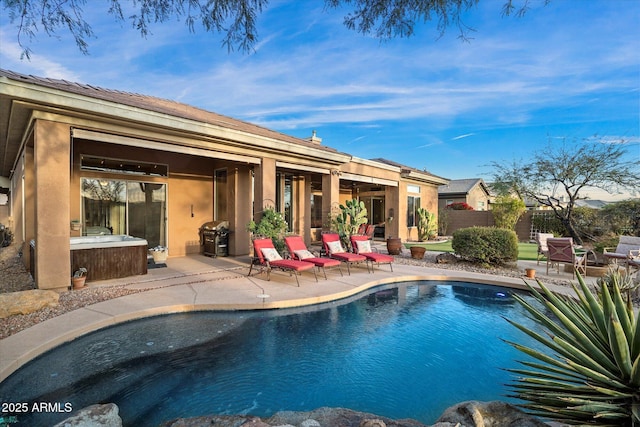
(438, 178), (493, 211)
(0, 69), (448, 291)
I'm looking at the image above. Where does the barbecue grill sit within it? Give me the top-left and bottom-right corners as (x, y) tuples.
(199, 220), (229, 257)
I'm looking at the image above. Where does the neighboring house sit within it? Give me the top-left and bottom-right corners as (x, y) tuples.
(0, 69), (448, 290)
(438, 178), (493, 211)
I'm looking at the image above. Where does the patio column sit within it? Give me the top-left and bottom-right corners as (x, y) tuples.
(301, 175), (312, 243)
(228, 165), (252, 255)
(34, 119), (71, 290)
(322, 171), (340, 230)
(385, 185), (400, 239)
(253, 157), (276, 221)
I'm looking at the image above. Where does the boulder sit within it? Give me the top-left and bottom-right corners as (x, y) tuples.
(0, 289), (59, 318)
(435, 401), (548, 427)
(435, 253), (458, 264)
(160, 407), (426, 427)
(53, 403), (122, 427)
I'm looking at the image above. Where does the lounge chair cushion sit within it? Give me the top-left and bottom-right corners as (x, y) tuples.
(363, 252), (394, 264)
(294, 249), (314, 260)
(355, 240), (372, 253)
(261, 248), (283, 261)
(326, 240), (345, 254)
(270, 259), (315, 272)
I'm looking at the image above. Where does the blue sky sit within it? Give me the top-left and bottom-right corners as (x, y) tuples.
(1, 0), (639, 200)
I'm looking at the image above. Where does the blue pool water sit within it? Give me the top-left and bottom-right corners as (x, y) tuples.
(0, 281), (547, 426)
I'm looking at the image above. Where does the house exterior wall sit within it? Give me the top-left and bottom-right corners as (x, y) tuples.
(34, 120), (71, 290)
(438, 185), (491, 211)
(467, 185), (491, 211)
(1, 71), (449, 290)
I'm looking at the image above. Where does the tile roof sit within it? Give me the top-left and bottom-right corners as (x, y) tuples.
(438, 178), (486, 195)
(0, 68), (339, 154)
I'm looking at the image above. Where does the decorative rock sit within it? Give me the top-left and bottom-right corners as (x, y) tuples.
(241, 418), (272, 427)
(301, 420), (321, 427)
(0, 289), (59, 318)
(360, 419), (387, 427)
(435, 253), (458, 264)
(435, 401), (548, 427)
(53, 403), (122, 427)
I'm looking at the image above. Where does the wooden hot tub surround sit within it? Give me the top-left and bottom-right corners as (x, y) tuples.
(70, 235), (148, 282)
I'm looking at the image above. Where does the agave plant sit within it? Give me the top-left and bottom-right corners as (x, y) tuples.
(504, 273), (640, 426)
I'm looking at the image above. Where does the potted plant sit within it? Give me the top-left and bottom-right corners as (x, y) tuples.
(385, 215), (402, 255)
(70, 219), (81, 231)
(409, 245), (426, 259)
(72, 267), (87, 289)
(149, 246), (168, 263)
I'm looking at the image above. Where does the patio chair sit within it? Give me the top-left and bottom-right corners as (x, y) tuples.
(350, 235), (394, 272)
(284, 235), (343, 279)
(321, 233), (368, 275)
(603, 235), (640, 272)
(546, 237), (587, 279)
(248, 238), (317, 286)
(535, 232), (554, 265)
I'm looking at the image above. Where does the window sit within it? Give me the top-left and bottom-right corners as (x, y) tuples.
(276, 173), (294, 232)
(81, 178), (166, 247)
(407, 196), (421, 227)
(310, 193), (322, 228)
(214, 169), (228, 220)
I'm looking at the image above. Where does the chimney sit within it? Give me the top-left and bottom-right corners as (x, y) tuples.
(308, 130), (322, 144)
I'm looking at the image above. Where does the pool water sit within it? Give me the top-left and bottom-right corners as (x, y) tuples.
(0, 281), (548, 426)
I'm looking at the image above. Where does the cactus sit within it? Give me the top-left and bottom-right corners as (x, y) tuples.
(416, 208), (437, 241)
(332, 198), (368, 248)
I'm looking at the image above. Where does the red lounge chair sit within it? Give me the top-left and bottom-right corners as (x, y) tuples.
(321, 233), (368, 275)
(284, 235), (343, 279)
(350, 235), (394, 272)
(248, 238), (317, 286)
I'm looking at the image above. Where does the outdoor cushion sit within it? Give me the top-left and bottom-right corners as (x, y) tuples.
(355, 240), (372, 253)
(261, 247), (283, 261)
(363, 252), (393, 264)
(326, 240), (345, 254)
(270, 259), (315, 272)
(294, 249), (315, 260)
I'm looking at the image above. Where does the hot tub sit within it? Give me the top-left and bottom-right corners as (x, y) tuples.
(71, 235), (148, 282)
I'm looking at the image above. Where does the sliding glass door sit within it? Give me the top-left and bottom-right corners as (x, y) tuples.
(81, 178), (166, 247)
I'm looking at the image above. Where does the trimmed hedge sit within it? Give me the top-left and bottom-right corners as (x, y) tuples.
(452, 226), (518, 266)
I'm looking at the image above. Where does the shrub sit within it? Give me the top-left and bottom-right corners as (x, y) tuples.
(491, 195), (526, 230)
(451, 226), (518, 265)
(247, 207), (288, 253)
(446, 201), (474, 210)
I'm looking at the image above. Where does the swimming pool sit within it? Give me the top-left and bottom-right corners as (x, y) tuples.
(0, 281), (547, 426)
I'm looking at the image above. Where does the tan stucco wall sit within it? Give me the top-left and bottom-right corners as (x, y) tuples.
(168, 174), (214, 256)
(34, 120), (71, 290)
(468, 185), (490, 210)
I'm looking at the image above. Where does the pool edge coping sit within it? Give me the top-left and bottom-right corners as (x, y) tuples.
(0, 267), (560, 383)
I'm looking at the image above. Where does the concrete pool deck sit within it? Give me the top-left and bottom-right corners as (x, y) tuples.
(0, 251), (597, 383)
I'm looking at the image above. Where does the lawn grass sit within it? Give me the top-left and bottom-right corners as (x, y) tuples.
(404, 240), (539, 261)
